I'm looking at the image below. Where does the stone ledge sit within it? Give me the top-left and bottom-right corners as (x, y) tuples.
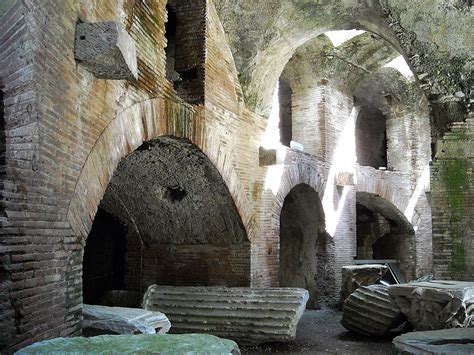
(74, 21), (138, 80)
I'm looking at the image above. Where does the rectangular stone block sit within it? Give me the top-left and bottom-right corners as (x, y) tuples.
(74, 22), (138, 80)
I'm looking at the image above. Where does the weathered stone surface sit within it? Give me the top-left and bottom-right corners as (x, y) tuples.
(393, 328), (474, 354)
(82, 304), (171, 335)
(142, 285), (309, 344)
(340, 264), (388, 303)
(341, 284), (405, 336)
(15, 334), (240, 354)
(74, 21), (138, 80)
(388, 280), (474, 330)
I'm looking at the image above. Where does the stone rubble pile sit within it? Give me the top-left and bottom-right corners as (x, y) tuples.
(340, 264), (388, 303)
(388, 280), (474, 330)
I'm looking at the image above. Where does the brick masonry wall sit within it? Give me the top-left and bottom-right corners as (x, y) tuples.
(386, 107), (431, 178)
(169, 0), (206, 104)
(1, 1), (54, 349)
(254, 148), (355, 304)
(0, 0), (445, 351)
(127, 243), (251, 289)
(432, 117), (473, 280)
(292, 84), (353, 162)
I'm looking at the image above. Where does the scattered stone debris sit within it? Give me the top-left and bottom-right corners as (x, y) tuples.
(341, 284), (405, 336)
(15, 334), (240, 354)
(82, 304), (171, 335)
(388, 280), (474, 330)
(142, 285), (309, 344)
(340, 264), (388, 303)
(393, 328), (474, 354)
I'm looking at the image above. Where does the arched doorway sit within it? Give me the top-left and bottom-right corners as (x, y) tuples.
(82, 136), (250, 305)
(355, 192), (416, 280)
(279, 183), (335, 309)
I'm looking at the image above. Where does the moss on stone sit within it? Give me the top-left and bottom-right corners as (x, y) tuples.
(16, 334), (240, 354)
(445, 159), (468, 275)
(239, 74), (261, 111)
(445, 159), (467, 210)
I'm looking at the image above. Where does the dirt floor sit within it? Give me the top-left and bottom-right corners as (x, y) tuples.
(241, 309), (397, 354)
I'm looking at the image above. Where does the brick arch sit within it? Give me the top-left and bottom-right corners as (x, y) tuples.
(355, 167), (417, 228)
(272, 163), (327, 218)
(254, 156), (330, 287)
(67, 98), (189, 238)
(66, 98), (254, 243)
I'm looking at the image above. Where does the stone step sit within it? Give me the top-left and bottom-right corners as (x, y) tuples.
(142, 285), (309, 344)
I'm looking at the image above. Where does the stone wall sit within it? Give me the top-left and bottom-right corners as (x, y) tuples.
(255, 148), (355, 303)
(292, 84), (353, 161)
(0, 0), (453, 351)
(432, 117), (473, 280)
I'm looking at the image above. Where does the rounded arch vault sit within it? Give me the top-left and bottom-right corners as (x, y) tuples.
(82, 136), (251, 304)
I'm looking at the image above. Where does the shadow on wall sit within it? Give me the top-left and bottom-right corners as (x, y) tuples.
(82, 136), (250, 305)
(279, 183), (336, 309)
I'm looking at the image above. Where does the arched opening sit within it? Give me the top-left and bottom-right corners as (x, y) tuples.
(279, 183), (335, 309)
(82, 136), (250, 306)
(355, 192), (416, 280)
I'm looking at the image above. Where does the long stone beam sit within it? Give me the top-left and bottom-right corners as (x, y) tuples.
(142, 285), (309, 344)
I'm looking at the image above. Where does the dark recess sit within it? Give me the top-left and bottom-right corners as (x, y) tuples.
(83, 208), (128, 305)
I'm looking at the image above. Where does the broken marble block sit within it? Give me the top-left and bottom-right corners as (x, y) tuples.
(341, 284), (405, 336)
(142, 285), (309, 344)
(82, 304), (171, 335)
(388, 280), (474, 330)
(340, 264), (388, 302)
(16, 334), (240, 355)
(74, 21), (138, 80)
(393, 328), (474, 354)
